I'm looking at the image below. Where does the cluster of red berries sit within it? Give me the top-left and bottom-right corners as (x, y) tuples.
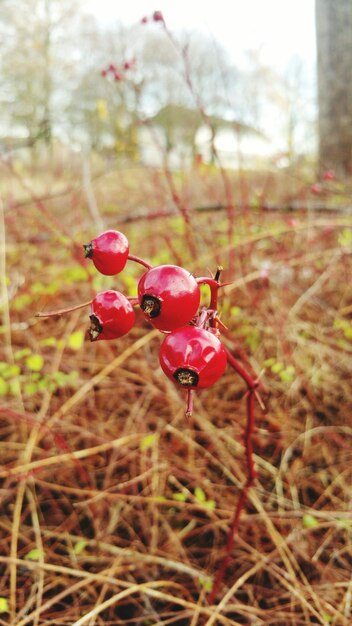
(100, 60), (136, 82)
(141, 10), (164, 24)
(83, 230), (227, 393)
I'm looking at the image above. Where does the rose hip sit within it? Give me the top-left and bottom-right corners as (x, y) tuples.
(84, 230), (129, 276)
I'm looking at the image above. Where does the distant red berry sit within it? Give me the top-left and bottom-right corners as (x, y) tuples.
(138, 265), (200, 331)
(101, 69), (107, 77)
(159, 326), (227, 388)
(89, 290), (135, 341)
(310, 183), (322, 195)
(123, 59), (136, 71)
(153, 10), (164, 22)
(141, 15), (148, 24)
(83, 230), (129, 276)
(323, 169), (335, 181)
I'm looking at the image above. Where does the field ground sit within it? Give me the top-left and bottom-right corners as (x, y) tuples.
(0, 158), (352, 625)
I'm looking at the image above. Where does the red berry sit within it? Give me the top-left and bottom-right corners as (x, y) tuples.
(310, 183), (322, 194)
(323, 169), (335, 181)
(153, 10), (164, 22)
(89, 290), (135, 341)
(138, 265), (200, 331)
(159, 326), (227, 389)
(83, 230), (129, 276)
(123, 59), (135, 71)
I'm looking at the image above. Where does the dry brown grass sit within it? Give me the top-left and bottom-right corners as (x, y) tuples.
(0, 160), (351, 625)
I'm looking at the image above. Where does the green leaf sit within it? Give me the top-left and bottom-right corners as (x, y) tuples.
(68, 330), (84, 351)
(0, 597), (9, 613)
(194, 487), (206, 503)
(26, 354), (44, 372)
(9, 379), (21, 395)
(279, 366), (296, 383)
(40, 336), (57, 347)
(343, 326), (352, 340)
(338, 228), (352, 248)
(2, 364), (20, 379)
(303, 514), (319, 529)
(13, 293), (33, 311)
(14, 348), (32, 360)
(263, 357), (276, 367)
(230, 306), (241, 317)
(66, 266), (89, 282)
(173, 492), (187, 502)
(333, 318), (347, 330)
(0, 378), (8, 396)
(121, 274), (138, 297)
(199, 576), (213, 593)
(73, 540), (87, 555)
(271, 362), (284, 374)
(26, 548), (44, 561)
(24, 382), (39, 396)
(203, 499), (216, 511)
(139, 433), (157, 451)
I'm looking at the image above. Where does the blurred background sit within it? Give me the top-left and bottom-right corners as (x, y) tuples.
(0, 0), (349, 175)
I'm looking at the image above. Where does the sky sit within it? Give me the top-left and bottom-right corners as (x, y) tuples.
(84, 0), (317, 71)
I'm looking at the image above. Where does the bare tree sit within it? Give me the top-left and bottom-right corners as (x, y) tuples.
(315, 0), (352, 176)
(0, 0), (79, 148)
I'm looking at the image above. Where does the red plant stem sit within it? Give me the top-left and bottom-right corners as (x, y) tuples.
(225, 348), (259, 390)
(196, 277), (220, 311)
(140, 119), (198, 260)
(127, 254), (152, 270)
(35, 300), (92, 318)
(35, 295), (140, 318)
(161, 27), (236, 271)
(208, 348), (258, 604)
(186, 389), (194, 418)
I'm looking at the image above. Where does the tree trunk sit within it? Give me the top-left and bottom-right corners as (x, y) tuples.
(315, 0), (352, 177)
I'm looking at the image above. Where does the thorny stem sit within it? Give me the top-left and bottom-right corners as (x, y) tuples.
(196, 277), (220, 312)
(208, 348), (258, 604)
(160, 22), (236, 271)
(197, 268), (224, 330)
(35, 297), (140, 318)
(35, 300), (92, 318)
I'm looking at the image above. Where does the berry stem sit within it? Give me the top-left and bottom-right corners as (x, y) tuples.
(208, 348), (258, 604)
(35, 300), (92, 318)
(196, 277), (220, 311)
(186, 389), (194, 418)
(36, 296), (140, 319)
(127, 254), (152, 270)
(128, 297), (139, 307)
